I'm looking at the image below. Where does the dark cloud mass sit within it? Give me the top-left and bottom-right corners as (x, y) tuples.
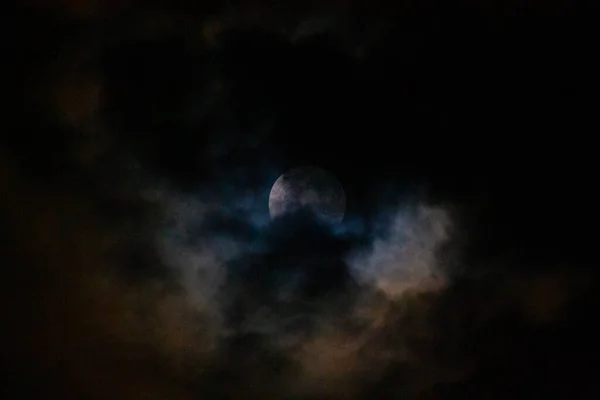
(2, 1), (600, 399)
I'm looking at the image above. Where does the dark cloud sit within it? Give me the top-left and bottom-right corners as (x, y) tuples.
(3, 1), (600, 399)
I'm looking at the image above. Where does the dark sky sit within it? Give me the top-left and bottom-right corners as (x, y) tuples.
(2, 1), (600, 399)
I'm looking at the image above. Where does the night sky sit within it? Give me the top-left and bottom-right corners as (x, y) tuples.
(2, 1), (600, 399)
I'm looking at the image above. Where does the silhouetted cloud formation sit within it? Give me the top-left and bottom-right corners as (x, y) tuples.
(2, 1), (600, 399)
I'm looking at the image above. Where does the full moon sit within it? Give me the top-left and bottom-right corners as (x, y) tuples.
(269, 166), (346, 223)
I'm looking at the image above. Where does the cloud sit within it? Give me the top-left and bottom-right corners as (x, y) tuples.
(4, 136), (597, 399)
(0, 157), (195, 399)
(130, 174), (470, 398)
(349, 203), (451, 297)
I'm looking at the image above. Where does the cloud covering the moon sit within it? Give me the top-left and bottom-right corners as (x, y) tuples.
(269, 166), (346, 223)
(132, 165), (465, 398)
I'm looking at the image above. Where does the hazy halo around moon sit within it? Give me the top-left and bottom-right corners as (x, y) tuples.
(269, 166), (346, 223)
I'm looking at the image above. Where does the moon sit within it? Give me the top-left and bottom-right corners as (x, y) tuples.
(269, 166), (346, 223)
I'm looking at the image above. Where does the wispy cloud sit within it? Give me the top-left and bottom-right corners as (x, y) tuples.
(349, 203), (451, 297)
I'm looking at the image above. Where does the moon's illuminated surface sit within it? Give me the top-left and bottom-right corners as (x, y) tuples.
(269, 166), (346, 223)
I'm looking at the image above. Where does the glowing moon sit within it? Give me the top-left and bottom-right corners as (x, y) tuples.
(269, 166), (346, 223)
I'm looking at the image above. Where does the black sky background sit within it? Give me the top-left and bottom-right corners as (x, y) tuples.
(2, 1), (600, 399)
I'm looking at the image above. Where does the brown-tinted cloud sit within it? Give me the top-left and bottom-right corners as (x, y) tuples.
(0, 148), (204, 398)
